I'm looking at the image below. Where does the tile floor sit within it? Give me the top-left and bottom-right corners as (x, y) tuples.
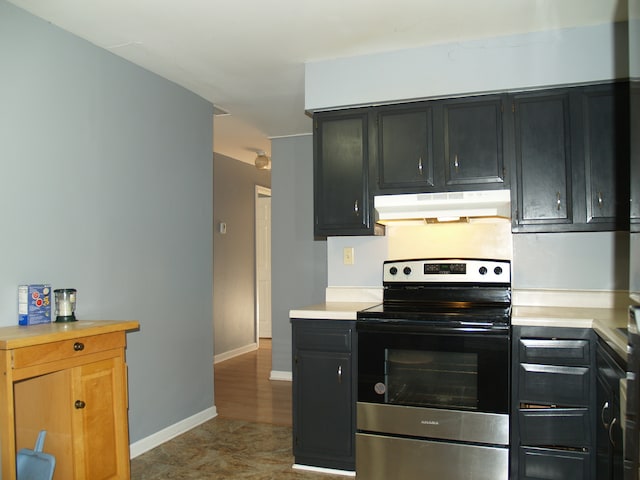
(130, 417), (350, 480)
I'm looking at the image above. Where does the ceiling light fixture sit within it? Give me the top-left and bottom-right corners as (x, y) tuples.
(255, 151), (271, 170)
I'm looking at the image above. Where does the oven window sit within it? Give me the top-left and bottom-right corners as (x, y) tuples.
(386, 349), (479, 409)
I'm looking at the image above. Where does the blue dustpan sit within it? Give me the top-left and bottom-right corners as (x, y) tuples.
(16, 430), (55, 480)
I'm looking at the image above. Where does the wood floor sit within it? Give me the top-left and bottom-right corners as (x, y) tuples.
(214, 339), (293, 426)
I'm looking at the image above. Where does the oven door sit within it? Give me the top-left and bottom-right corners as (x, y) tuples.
(357, 320), (510, 415)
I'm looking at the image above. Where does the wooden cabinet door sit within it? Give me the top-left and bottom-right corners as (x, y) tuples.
(294, 349), (353, 468)
(581, 83), (630, 229)
(443, 95), (507, 188)
(71, 357), (130, 480)
(375, 105), (435, 191)
(314, 111), (372, 236)
(512, 91), (573, 228)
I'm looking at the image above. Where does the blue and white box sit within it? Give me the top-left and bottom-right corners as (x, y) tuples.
(18, 284), (52, 325)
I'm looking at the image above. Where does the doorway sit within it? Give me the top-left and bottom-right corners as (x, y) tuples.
(255, 186), (272, 340)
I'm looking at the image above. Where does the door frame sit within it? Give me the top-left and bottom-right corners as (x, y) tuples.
(255, 185), (272, 343)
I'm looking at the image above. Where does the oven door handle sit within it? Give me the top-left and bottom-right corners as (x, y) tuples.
(356, 320), (509, 335)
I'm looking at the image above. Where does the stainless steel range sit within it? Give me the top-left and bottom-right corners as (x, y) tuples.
(356, 258), (511, 480)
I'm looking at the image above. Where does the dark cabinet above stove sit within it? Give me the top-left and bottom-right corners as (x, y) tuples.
(312, 81), (629, 237)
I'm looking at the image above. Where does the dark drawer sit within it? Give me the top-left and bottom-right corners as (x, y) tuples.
(519, 364), (590, 407)
(519, 339), (590, 366)
(519, 447), (591, 480)
(518, 408), (591, 447)
(294, 327), (352, 352)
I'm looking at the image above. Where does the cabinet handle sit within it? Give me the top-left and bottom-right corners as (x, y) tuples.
(353, 200), (359, 215)
(556, 192), (562, 211)
(337, 365), (342, 384)
(74, 400), (86, 409)
(453, 154), (459, 171)
(609, 417), (617, 446)
(418, 157), (423, 175)
(73, 342), (85, 351)
(601, 401), (611, 428)
(597, 191), (603, 208)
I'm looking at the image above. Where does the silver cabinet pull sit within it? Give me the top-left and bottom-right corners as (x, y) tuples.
(598, 191), (603, 208)
(453, 154), (459, 171)
(601, 401), (610, 428)
(337, 365), (342, 384)
(556, 192), (562, 211)
(354, 200), (359, 214)
(418, 157), (423, 175)
(609, 417), (617, 446)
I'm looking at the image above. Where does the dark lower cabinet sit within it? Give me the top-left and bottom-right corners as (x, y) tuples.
(511, 326), (596, 480)
(291, 319), (356, 471)
(596, 339), (625, 480)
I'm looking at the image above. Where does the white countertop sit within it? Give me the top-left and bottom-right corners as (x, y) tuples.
(290, 302), (379, 320)
(289, 292), (633, 361)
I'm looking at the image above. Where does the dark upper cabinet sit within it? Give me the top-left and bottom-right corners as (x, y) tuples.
(372, 95), (508, 195)
(443, 95), (508, 188)
(375, 104), (435, 191)
(511, 83), (630, 233)
(313, 82), (629, 236)
(629, 81), (640, 229)
(511, 90), (573, 229)
(313, 110), (375, 236)
(580, 83), (630, 229)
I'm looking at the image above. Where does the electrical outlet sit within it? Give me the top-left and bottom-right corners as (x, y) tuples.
(343, 247), (355, 265)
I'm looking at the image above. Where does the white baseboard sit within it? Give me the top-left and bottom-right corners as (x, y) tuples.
(293, 464), (355, 477)
(129, 406), (217, 458)
(214, 342), (258, 364)
(270, 370), (292, 381)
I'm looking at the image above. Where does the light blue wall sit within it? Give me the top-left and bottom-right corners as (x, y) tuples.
(302, 21), (630, 295)
(271, 134), (327, 373)
(0, 1), (214, 442)
(305, 22), (628, 111)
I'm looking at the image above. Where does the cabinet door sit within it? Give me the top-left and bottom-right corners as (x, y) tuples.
(581, 84), (630, 228)
(376, 105), (435, 191)
(293, 349), (353, 469)
(314, 111), (372, 236)
(512, 91), (573, 228)
(631, 82), (640, 228)
(71, 357), (130, 480)
(443, 95), (507, 188)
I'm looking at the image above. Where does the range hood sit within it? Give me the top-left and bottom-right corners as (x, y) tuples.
(374, 190), (511, 222)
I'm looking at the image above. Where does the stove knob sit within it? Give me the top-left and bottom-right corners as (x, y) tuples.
(479, 266), (488, 275)
(494, 266), (503, 275)
(403, 266), (412, 275)
(389, 266), (398, 275)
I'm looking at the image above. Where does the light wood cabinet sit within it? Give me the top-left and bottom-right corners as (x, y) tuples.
(0, 320), (138, 480)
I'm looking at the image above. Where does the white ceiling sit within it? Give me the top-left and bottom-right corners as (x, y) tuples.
(8, 0), (625, 165)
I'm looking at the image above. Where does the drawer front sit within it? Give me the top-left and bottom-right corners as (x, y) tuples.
(12, 332), (125, 369)
(518, 408), (591, 447)
(294, 327), (352, 353)
(519, 447), (591, 480)
(519, 339), (590, 366)
(519, 364), (590, 407)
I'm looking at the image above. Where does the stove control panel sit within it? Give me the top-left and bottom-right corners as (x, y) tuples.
(384, 258), (511, 284)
